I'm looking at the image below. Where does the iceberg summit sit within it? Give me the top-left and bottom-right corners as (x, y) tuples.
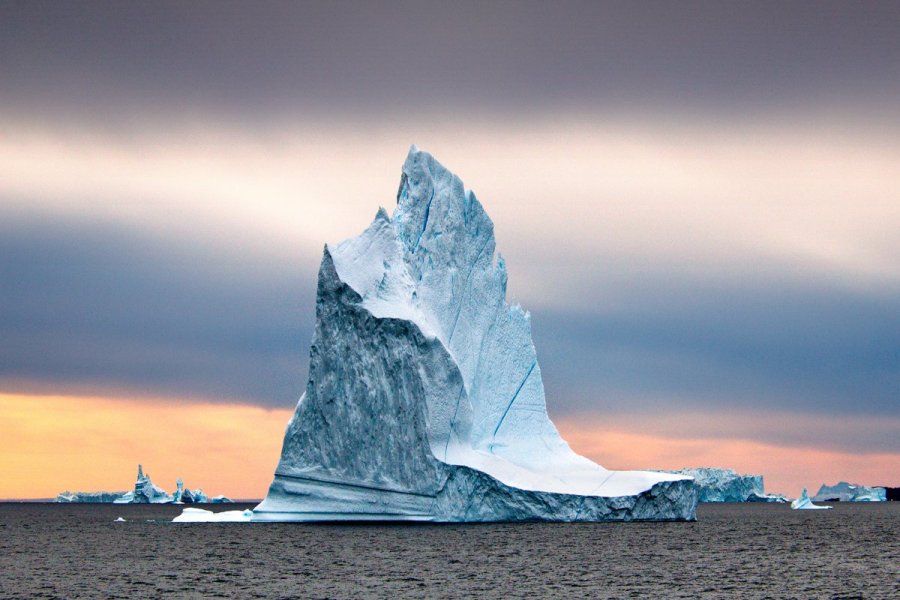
(246, 147), (696, 523)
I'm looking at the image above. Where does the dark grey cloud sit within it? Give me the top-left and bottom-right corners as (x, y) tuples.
(0, 211), (316, 405)
(2, 1), (899, 123)
(535, 283), (900, 419)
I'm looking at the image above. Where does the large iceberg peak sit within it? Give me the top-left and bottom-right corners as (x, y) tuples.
(252, 147), (697, 522)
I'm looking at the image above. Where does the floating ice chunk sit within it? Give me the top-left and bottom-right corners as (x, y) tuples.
(173, 508), (253, 523)
(791, 488), (832, 510)
(113, 517), (126, 522)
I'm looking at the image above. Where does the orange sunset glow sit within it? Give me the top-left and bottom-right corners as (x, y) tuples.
(0, 393), (292, 500)
(3, 391), (896, 500)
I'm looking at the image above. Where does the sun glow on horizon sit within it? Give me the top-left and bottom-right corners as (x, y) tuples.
(0, 392), (292, 500)
(2, 391), (896, 500)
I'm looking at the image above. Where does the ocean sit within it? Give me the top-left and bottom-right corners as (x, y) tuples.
(0, 502), (896, 599)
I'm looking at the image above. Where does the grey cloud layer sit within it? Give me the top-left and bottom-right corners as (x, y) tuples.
(2, 1), (899, 121)
(0, 213), (315, 404)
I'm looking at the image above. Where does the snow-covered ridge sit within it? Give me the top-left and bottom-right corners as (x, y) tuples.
(244, 147), (696, 522)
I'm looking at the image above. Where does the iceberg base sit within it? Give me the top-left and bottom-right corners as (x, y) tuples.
(252, 467), (697, 523)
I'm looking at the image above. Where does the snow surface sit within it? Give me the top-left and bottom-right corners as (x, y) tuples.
(189, 146), (696, 524)
(791, 488), (832, 510)
(813, 482), (886, 502)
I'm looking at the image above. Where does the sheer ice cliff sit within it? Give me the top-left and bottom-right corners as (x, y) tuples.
(247, 147), (696, 523)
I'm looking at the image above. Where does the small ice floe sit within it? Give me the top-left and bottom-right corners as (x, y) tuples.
(114, 517), (126, 522)
(172, 507), (253, 523)
(791, 488), (832, 510)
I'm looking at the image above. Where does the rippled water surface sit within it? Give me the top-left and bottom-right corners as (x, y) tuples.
(0, 502), (897, 599)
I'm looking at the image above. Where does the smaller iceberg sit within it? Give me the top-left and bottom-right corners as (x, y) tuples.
(56, 491), (126, 503)
(81, 465), (224, 504)
(172, 508), (253, 523)
(181, 488), (208, 503)
(210, 495), (233, 504)
(660, 468), (786, 503)
(113, 465), (172, 504)
(113, 517), (126, 522)
(791, 488), (832, 510)
(813, 482), (886, 502)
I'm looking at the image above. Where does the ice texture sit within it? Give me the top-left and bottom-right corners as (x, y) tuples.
(813, 482), (886, 502)
(660, 468), (786, 503)
(250, 147), (696, 523)
(791, 488), (832, 510)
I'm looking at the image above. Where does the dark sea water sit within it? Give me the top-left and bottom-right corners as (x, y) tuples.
(0, 502), (897, 599)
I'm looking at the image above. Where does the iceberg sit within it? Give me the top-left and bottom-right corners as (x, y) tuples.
(247, 146), (696, 523)
(56, 491), (127, 503)
(791, 488), (832, 510)
(813, 482), (886, 502)
(181, 488), (208, 504)
(113, 465), (172, 504)
(745, 492), (789, 503)
(660, 468), (786, 503)
(210, 495), (233, 503)
(96, 465), (221, 504)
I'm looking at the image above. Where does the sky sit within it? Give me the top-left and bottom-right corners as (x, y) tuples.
(1, 1), (898, 499)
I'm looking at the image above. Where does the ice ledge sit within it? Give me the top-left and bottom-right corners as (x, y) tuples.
(250, 467), (697, 523)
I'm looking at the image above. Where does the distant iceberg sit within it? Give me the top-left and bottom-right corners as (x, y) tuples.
(59, 465), (227, 504)
(813, 482), (886, 502)
(56, 491), (126, 503)
(791, 488), (832, 510)
(660, 468), (787, 503)
(113, 465), (173, 504)
(236, 147), (697, 524)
